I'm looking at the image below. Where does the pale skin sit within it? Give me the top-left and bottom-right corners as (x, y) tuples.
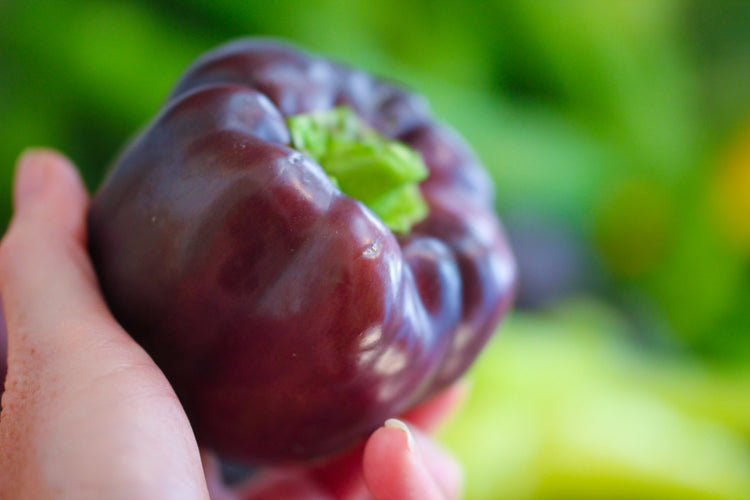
(0, 149), (464, 500)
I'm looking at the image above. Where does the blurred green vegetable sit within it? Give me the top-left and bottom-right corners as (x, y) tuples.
(1, 0), (749, 497)
(442, 302), (750, 500)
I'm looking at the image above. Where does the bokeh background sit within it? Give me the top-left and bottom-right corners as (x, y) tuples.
(2, 0), (750, 498)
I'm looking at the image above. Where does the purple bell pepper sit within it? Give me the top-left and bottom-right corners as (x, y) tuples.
(88, 39), (516, 465)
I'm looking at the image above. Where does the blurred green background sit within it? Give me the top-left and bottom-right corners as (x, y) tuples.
(2, 0), (750, 498)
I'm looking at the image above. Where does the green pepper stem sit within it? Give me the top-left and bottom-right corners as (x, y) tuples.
(286, 107), (429, 233)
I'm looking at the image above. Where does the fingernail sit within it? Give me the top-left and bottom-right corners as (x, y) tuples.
(15, 149), (51, 205)
(385, 418), (417, 454)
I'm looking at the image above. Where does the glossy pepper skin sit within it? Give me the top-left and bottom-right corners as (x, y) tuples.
(88, 39), (516, 465)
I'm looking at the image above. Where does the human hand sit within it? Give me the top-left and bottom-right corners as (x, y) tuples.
(0, 149), (463, 500)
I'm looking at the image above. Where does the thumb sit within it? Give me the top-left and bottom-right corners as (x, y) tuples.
(0, 149), (208, 500)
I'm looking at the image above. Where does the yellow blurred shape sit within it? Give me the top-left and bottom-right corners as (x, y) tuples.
(710, 124), (750, 253)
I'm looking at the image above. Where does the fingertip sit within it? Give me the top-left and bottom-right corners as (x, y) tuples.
(0, 149), (100, 334)
(364, 419), (447, 500)
(385, 418), (417, 453)
(13, 148), (88, 222)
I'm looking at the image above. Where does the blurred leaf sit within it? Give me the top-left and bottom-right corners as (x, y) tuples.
(648, 208), (746, 348)
(442, 303), (750, 500)
(492, 0), (703, 183)
(0, 0), (207, 188)
(594, 177), (675, 279)
(686, 0), (750, 138)
(709, 122), (750, 253)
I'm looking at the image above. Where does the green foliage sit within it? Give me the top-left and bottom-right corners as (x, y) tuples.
(442, 302), (750, 499)
(1, 0), (749, 497)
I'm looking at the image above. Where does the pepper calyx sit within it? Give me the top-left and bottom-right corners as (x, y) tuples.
(287, 106), (429, 233)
